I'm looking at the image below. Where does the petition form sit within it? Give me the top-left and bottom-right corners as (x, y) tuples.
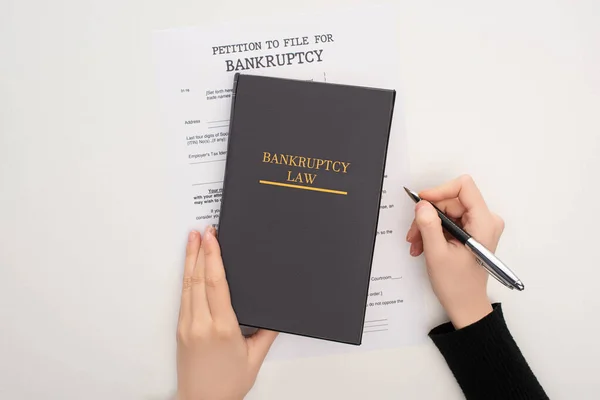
(153, 5), (428, 359)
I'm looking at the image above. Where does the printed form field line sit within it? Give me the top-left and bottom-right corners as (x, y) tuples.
(192, 181), (224, 186)
(189, 159), (227, 165)
(365, 319), (388, 323)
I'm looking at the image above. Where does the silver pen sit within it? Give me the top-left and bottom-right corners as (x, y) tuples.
(404, 187), (524, 291)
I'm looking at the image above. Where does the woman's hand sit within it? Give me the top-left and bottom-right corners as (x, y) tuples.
(406, 175), (505, 329)
(177, 227), (278, 400)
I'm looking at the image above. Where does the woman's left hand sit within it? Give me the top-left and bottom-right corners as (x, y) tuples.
(177, 227), (278, 400)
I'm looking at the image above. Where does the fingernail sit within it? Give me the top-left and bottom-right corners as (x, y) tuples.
(406, 231), (412, 242)
(204, 227), (214, 242)
(415, 201), (429, 213)
(409, 243), (415, 256)
(415, 202), (423, 213)
(188, 231), (198, 242)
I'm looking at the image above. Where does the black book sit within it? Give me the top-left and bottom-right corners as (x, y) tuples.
(218, 74), (395, 344)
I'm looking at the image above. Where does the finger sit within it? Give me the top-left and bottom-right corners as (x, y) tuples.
(414, 201), (448, 258)
(180, 231), (200, 324)
(443, 230), (457, 243)
(410, 240), (423, 257)
(247, 329), (279, 368)
(433, 198), (467, 219)
(419, 175), (487, 212)
(191, 230), (211, 322)
(406, 219), (421, 243)
(411, 207), (459, 256)
(203, 227), (238, 326)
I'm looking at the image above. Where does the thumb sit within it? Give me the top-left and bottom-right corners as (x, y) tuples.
(247, 329), (278, 368)
(415, 201), (448, 258)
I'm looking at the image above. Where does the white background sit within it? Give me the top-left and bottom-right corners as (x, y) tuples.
(1, 0), (599, 399)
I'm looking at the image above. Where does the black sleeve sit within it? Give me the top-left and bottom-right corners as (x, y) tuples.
(429, 303), (548, 400)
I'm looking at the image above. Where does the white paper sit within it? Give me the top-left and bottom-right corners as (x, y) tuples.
(153, 4), (429, 360)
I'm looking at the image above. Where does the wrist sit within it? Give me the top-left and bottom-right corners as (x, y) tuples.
(446, 299), (493, 330)
(176, 391), (244, 400)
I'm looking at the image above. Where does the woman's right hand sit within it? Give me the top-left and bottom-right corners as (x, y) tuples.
(405, 175), (505, 329)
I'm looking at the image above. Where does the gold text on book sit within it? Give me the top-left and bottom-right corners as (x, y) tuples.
(262, 152), (351, 174)
(260, 151), (350, 195)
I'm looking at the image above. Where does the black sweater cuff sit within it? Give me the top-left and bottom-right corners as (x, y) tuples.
(429, 304), (548, 400)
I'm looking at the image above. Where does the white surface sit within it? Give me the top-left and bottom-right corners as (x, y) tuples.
(1, 0), (599, 399)
(153, 4), (428, 361)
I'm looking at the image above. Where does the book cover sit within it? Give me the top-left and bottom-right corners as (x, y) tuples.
(218, 74), (395, 344)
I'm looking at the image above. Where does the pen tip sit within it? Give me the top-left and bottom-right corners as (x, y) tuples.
(403, 187), (421, 203)
(515, 281), (525, 291)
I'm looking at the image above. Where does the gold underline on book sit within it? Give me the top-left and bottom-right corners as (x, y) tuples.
(258, 180), (347, 195)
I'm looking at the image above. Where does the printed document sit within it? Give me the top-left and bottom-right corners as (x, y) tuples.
(153, 5), (428, 359)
